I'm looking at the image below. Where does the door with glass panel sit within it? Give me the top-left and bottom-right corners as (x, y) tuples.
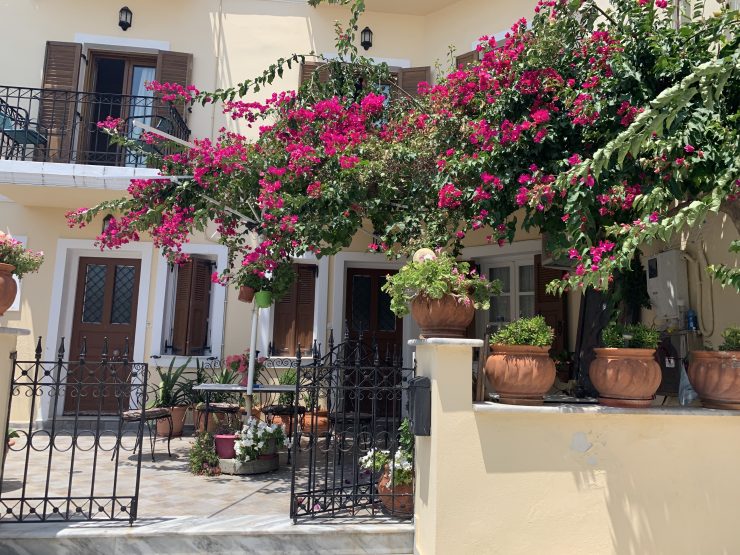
(65, 257), (141, 414)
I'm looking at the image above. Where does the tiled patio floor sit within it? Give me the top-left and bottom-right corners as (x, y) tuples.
(1, 431), (293, 520)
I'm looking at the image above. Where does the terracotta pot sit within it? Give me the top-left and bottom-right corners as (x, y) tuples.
(589, 348), (661, 408)
(688, 350), (740, 409)
(377, 467), (413, 518)
(238, 286), (256, 303)
(0, 263), (18, 316)
(194, 408), (219, 434)
(303, 410), (329, 434)
(485, 345), (556, 405)
(155, 415), (173, 438)
(410, 294), (475, 338)
(214, 434), (239, 459)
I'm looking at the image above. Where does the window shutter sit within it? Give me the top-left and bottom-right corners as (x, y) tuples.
(39, 41), (82, 162)
(300, 61), (330, 86)
(272, 264), (316, 356)
(186, 257), (212, 355)
(295, 264), (316, 355)
(534, 254), (568, 354)
(397, 66), (431, 97)
(455, 51), (478, 69)
(155, 50), (193, 118)
(171, 260), (194, 355)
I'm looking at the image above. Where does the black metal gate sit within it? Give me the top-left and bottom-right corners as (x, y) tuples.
(290, 331), (415, 522)
(0, 337), (147, 523)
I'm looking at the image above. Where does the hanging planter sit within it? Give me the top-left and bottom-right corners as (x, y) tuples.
(0, 263), (17, 316)
(254, 290), (273, 308)
(238, 286), (256, 303)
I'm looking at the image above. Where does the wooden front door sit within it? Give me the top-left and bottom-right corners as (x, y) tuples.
(64, 257), (141, 414)
(345, 268), (403, 364)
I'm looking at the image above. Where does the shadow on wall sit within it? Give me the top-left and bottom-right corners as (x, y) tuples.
(474, 412), (740, 555)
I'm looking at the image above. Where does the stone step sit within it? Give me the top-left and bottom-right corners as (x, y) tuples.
(0, 514), (414, 555)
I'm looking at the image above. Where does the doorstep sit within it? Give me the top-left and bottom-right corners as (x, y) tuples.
(0, 514), (415, 555)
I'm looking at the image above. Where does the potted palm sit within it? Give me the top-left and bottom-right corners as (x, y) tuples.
(359, 419), (414, 518)
(589, 322), (661, 407)
(688, 326), (740, 409)
(153, 357), (191, 437)
(382, 250), (499, 338)
(0, 232), (44, 315)
(485, 316), (556, 405)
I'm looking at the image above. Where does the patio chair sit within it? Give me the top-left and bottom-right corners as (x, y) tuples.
(0, 99), (48, 160)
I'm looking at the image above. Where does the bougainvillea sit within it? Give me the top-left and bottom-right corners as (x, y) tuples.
(68, 0), (740, 295)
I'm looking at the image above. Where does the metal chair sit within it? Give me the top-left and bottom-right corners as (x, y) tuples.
(0, 99), (47, 160)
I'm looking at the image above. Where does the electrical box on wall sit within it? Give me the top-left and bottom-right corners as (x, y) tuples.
(646, 250), (689, 329)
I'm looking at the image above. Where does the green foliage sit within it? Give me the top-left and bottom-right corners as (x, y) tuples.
(189, 433), (220, 476)
(719, 325), (740, 351)
(489, 316), (554, 347)
(6, 429), (19, 440)
(359, 418), (413, 487)
(707, 240), (740, 290)
(381, 252), (500, 317)
(153, 357), (191, 408)
(601, 322), (660, 349)
(278, 367), (297, 405)
(0, 233), (44, 279)
(180, 359), (208, 407)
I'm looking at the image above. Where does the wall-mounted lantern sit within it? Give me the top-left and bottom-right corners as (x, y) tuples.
(118, 6), (133, 31)
(360, 27), (373, 50)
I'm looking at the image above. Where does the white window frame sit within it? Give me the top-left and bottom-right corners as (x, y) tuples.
(150, 243), (228, 367)
(484, 256), (536, 327)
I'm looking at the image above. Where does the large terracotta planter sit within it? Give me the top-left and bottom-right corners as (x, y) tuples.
(377, 467), (413, 519)
(214, 434), (239, 459)
(485, 345), (556, 405)
(238, 286), (256, 303)
(303, 410), (329, 434)
(410, 294), (474, 338)
(688, 350), (740, 409)
(589, 348), (661, 408)
(194, 408), (219, 434)
(157, 406), (187, 437)
(0, 263), (17, 316)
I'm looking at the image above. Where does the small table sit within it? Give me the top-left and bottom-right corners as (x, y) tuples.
(192, 383), (299, 462)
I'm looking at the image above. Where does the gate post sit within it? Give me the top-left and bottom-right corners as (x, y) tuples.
(408, 338), (482, 555)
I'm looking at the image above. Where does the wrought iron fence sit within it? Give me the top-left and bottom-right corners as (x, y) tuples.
(0, 85), (190, 167)
(290, 331), (415, 522)
(0, 337), (148, 523)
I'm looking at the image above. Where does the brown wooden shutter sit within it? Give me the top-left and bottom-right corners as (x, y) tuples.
(187, 257), (212, 355)
(171, 260), (194, 355)
(397, 66), (431, 97)
(455, 51), (478, 69)
(295, 265), (316, 354)
(272, 264), (316, 356)
(300, 61), (330, 86)
(39, 41), (82, 162)
(534, 254), (568, 354)
(155, 50), (193, 118)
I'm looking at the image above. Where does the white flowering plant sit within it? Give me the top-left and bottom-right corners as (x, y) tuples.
(359, 419), (413, 487)
(234, 417), (290, 462)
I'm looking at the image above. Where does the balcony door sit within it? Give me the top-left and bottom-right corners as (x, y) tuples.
(83, 52), (156, 166)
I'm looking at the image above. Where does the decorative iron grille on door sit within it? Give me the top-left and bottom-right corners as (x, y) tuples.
(0, 337), (147, 523)
(290, 330), (415, 522)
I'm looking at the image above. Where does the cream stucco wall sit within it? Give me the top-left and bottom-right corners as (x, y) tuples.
(414, 340), (740, 555)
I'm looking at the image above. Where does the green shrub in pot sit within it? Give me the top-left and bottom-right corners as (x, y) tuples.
(489, 315), (554, 347)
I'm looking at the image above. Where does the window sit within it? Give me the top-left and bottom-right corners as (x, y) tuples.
(271, 264), (317, 356)
(487, 260), (536, 326)
(299, 62), (431, 98)
(162, 256), (215, 356)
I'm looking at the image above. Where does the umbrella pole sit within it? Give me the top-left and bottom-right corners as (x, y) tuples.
(244, 302), (260, 422)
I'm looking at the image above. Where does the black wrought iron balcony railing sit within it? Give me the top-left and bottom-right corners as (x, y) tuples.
(0, 86), (191, 168)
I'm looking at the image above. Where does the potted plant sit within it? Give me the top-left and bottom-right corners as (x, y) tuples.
(194, 365), (241, 433)
(0, 232), (44, 315)
(382, 250), (500, 338)
(152, 357), (191, 437)
(188, 432), (221, 476)
(213, 418), (242, 459)
(3, 428), (19, 468)
(485, 316), (556, 405)
(688, 326), (740, 409)
(589, 322), (661, 407)
(359, 419), (414, 518)
(243, 262), (295, 308)
(302, 392), (329, 435)
(221, 417), (289, 475)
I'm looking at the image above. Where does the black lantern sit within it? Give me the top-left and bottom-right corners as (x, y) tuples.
(360, 26), (373, 50)
(118, 6), (133, 31)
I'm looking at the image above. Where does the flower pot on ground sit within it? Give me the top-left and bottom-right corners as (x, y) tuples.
(485, 316), (556, 405)
(303, 409), (329, 434)
(194, 407), (219, 434)
(688, 326), (740, 409)
(214, 433), (239, 459)
(234, 418), (289, 465)
(238, 286), (256, 303)
(382, 251), (500, 339)
(377, 465), (414, 518)
(153, 357), (191, 437)
(589, 323), (661, 408)
(0, 232), (44, 316)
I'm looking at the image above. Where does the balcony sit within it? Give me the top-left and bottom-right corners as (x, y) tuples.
(0, 86), (190, 169)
